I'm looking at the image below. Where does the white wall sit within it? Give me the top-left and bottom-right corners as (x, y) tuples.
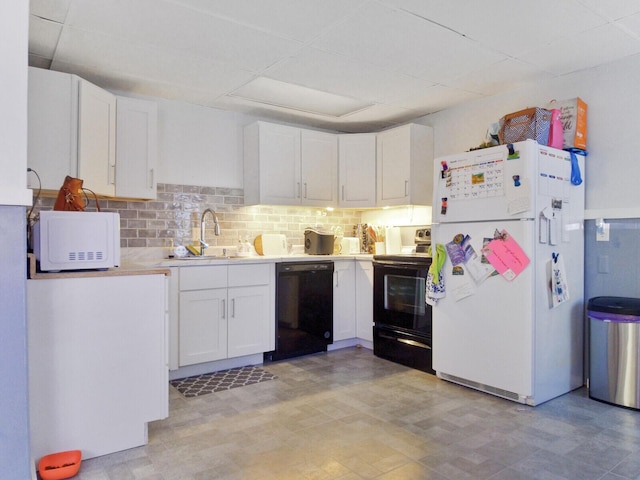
(417, 53), (640, 219)
(156, 99), (252, 188)
(0, 0), (31, 206)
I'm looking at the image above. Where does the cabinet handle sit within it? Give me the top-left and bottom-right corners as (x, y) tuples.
(304, 182), (308, 199)
(222, 299), (226, 319)
(149, 168), (154, 188)
(110, 163), (116, 185)
(334, 271), (339, 288)
(231, 298), (235, 318)
(404, 180), (409, 196)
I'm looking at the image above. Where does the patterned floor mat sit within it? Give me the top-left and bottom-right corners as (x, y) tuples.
(170, 366), (277, 397)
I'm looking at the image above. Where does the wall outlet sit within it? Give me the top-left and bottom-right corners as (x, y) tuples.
(597, 255), (610, 274)
(596, 223), (610, 242)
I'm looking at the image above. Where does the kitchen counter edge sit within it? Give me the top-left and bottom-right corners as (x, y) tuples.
(158, 254), (374, 267)
(27, 254), (171, 280)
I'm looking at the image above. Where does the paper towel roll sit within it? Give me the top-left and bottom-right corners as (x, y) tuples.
(385, 227), (402, 254)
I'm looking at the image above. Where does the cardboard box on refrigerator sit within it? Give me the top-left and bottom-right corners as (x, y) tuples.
(553, 97), (588, 151)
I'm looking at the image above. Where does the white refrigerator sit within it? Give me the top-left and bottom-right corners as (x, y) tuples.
(430, 140), (585, 406)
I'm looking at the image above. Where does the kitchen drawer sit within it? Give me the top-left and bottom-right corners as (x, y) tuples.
(228, 263), (271, 287)
(179, 265), (227, 291)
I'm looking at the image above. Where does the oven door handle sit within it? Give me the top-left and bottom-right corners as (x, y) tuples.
(378, 332), (431, 350)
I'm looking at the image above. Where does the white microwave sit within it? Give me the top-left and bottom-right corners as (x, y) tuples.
(33, 211), (121, 272)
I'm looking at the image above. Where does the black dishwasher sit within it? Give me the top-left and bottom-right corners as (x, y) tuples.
(265, 261), (334, 361)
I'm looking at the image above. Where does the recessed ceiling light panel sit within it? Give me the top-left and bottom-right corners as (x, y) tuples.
(229, 77), (373, 117)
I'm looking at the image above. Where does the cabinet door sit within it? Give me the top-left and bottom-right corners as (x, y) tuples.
(258, 122), (301, 205)
(338, 134), (376, 207)
(179, 289), (228, 366)
(376, 125), (411, 206)
(78, 79), (117, 197)
(355, 260), (374, 342)
(333, 260), (356, 341)
(115, 97), (158, 199)
(27, 67), (78, 190)
(227, 285), (271, 358)
(301, 130), (338, 206)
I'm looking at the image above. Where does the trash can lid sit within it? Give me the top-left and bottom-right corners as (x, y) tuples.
(588, 296), (640, 316)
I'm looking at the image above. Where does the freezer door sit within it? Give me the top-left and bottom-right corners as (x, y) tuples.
(433, 140), (537, 223)
(431, 220), (535, 400)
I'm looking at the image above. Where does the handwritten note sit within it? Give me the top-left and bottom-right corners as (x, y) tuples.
(481, 230), (529, 281)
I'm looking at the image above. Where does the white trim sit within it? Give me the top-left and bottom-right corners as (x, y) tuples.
(0, 189), (32, 207)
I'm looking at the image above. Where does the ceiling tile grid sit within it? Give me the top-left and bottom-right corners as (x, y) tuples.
(27, 0), (640, 132)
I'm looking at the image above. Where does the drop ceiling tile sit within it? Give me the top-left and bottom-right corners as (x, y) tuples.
(63, 0), (304, 72)
(264, 47), (436, 105)
(30, 0), (71, 23)
(394, 84), (484, 113)
(29, 15), (63, 58)
(54, 59), (238, 109)
(576, 0), (640, 21)
(52, 27), (255, 97)
(380, 0), (606, 56)
(616, 12), (640, 37)
(312, 2), (504, 83)
(450, 58), (554, 96)
(519, 23), (640, 75)
(167, 0), (368, 42)
(340, 103), (419, 122)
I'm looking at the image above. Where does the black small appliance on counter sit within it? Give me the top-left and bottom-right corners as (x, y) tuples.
(304, 228), (334, 255)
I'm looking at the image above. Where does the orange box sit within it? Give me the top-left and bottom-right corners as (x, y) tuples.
(555, 97), (588, 151)
(38, 450), (82, 480)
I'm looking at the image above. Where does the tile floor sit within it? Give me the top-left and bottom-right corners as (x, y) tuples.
(75, 348), (640, 480)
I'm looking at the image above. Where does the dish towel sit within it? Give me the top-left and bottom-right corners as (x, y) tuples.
(426, 244), (446, 306)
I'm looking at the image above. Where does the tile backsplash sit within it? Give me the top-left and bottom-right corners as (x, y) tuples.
(30, 183), (363, 249)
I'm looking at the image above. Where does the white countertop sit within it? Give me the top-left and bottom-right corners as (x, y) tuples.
(156, 253), (374, 267)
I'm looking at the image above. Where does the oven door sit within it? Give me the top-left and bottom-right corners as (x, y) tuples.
(373, 260), (431, 336)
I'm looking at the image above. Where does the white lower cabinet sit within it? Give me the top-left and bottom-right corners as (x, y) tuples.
(27, 274), (168, 460)
(179, 288), (228, 365)
(333, 259), (356, 341)
(355, 260), (374, 342)
(227, 285), (270, 358)
(178, 263), (274, 367)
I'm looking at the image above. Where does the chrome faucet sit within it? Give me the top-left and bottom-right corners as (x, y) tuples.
(199, 208), (220, 255)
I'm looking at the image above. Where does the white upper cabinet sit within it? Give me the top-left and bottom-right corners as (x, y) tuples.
(300, 130), (338, 206)
(28, 67), (117, 196)
(28, 67), (157, 199)
(338, 133), (376, 208)
(244, 121), (338, 207)
(27, 67), (78, 191)
(77, 80), (117, 197)
(115, 96), (158, 199)
(244, 122), (300, 205)
(376, 123), (433, 206)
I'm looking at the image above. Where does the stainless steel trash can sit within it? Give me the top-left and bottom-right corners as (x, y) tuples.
(588, 296), (640, 410)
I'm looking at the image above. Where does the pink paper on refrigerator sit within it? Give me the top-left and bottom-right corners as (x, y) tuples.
(481, 230), (530, 281)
